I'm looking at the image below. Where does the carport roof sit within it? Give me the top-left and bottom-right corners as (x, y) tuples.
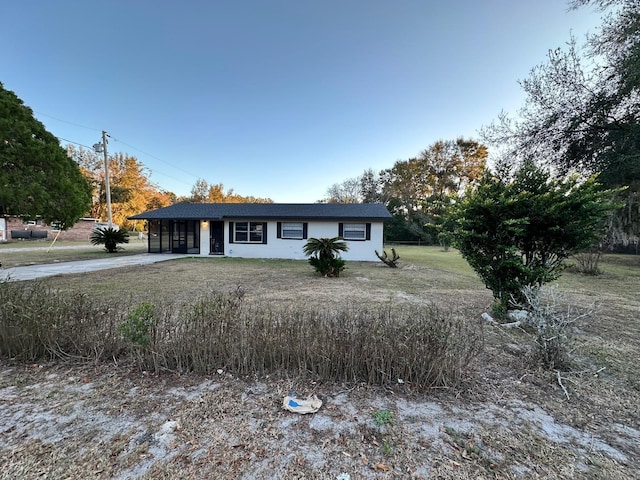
(128, 202), (392, 221)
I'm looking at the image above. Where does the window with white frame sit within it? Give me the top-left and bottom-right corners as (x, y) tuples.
(233, 221), (265, 243)
(281, 222), (304, 239)
(342, 223), (366, 240)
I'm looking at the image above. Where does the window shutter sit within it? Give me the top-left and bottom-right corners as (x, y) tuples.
(277, 222), (282, 238)
(229, 222), (234, 243)
(262, 222), (268, 244)
(366, 223), (371, 241)
(302, 222), (308, 239)
(338, 223), (344, 237)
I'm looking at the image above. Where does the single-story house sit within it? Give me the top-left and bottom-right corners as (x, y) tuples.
(128, 203), (392, 261)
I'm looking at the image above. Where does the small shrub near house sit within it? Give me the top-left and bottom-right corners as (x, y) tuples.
(375, 248), (400, 267)
(303, 237), (348, 277)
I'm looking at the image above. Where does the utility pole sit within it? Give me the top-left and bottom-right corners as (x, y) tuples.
(93, 131), (113, 227)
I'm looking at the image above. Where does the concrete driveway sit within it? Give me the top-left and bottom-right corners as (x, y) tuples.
(0, 253), (184, 282)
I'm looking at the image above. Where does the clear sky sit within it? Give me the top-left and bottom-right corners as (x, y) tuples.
(2, 1), (602, 203)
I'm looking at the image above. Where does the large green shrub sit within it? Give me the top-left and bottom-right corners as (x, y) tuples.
(448, 160), (617, 311)
(0, 83), (93, 228)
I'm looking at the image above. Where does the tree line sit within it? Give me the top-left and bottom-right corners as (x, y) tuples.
(66, 146), (272, 231)
(323, 0), (638, 252)
(322, 138), (487, 244)
(188, 178), (272, 204)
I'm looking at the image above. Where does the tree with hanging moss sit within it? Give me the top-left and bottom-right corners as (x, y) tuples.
(481, 0), (640, 249)
(448, 160), (618, 314)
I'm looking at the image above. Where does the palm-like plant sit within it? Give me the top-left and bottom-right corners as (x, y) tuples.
(302, 237), (348, 259)
(303, 237), (348, 277)
(90, 227), (129, 253)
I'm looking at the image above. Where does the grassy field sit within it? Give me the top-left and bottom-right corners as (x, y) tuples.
(1, 246), (639, 478)
(0, 239), (148, 268)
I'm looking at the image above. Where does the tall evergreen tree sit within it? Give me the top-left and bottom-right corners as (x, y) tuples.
(0, 83), (92, 228)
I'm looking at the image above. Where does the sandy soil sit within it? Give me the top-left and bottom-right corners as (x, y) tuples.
(1, 356), (638, 480)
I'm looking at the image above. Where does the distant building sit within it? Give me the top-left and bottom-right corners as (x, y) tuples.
(1, 216), (100, 242)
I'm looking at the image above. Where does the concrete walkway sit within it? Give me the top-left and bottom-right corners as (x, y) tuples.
(0, 254), (184, 282)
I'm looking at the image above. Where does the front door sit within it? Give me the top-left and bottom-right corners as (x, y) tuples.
(172, 221), (188, 253)
(210, 221), (224, 255)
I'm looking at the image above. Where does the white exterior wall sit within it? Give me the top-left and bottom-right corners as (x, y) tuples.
(199, 221), (210, 255)
(203, 220), (383, 261)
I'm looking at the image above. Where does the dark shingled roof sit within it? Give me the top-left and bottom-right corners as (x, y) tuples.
(128, 203), (393, 221)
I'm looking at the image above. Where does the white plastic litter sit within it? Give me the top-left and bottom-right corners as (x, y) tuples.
(282, 394), (322, 414)
(481, 312), (494, 323)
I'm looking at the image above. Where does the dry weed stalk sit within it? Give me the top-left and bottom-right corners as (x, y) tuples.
(0, 281), (482, 390)
(573, 249), (602, 275)
(519, 286), (594, 371)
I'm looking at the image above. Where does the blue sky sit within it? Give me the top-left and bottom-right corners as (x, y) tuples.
(2, 1), (602, 202)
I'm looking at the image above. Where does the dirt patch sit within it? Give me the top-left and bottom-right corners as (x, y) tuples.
(1, 360), (638, 479)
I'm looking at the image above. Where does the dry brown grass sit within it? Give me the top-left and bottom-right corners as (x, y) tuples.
(0, 239), (148, 268)
(1, 246), (639, 479)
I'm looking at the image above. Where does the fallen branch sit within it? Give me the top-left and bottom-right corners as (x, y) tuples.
(480, 313), (522, 329)
(556, 370), (570, 400)
(502, 321), (522, 329)
(375, 248), (400, 268)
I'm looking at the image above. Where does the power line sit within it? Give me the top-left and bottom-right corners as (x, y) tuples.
(140, 169), (196, 188)
(57, 137), (94, 150)
(110, 136), (201, 180)
(35, 111), (101, 132)
(39, 111), (203, 189)
(57, 135), (196, 189)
